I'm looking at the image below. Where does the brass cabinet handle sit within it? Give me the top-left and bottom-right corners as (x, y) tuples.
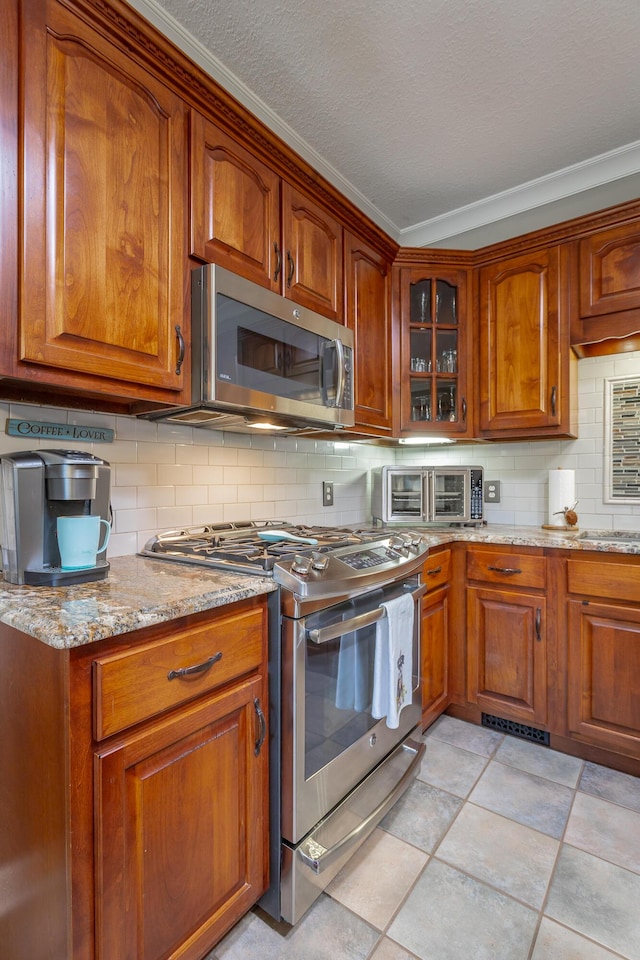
(461, 397), (467, 423)
(551, 385), (557, 417)
(175, 324), (185, 376)
(487, 565), (522, 576)
(286, 250), (295, 287)
(254, 697), (266, 756)
(274, 242), (282, 282)
(426, 565), (442, 577)
(535, 607), (542, 642)
(167, 651), (222, 681)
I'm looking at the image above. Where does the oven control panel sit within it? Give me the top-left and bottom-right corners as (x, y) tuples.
(338, 546), (403, 570)
(275, 532), (430, 599)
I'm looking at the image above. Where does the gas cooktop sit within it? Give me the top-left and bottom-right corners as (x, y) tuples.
(140, 520), (380, 574)
(140, 519), (429, 583)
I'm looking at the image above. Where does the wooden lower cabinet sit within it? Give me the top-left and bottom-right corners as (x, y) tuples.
(421, 549), (451, 727)
(464, 545), (548, 728)
(421, 586), (449, 728)
(566, 598), (640, 758)
(0, 595), (269, 960)
(466, 587), (547, 728)
(95, 675), (266, 960)
(562, 554), (640, 762)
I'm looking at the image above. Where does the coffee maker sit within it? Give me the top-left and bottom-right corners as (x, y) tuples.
(0, 449), (111, 585)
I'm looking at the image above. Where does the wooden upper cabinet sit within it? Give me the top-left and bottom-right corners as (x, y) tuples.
(395, 261), (475, 437)
(571, 219), (640, 353)
(344, 232), (392, 434)
(190, 112), (281, 290)
(579, 220), (640, 318)
(281, 182), (343, 320)
(190, 117), (343, 321)
(20, 0), (189, 398)
(478, 245), (577, 438)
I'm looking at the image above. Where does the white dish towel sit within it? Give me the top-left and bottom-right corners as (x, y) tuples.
(371, 592), (415, 729)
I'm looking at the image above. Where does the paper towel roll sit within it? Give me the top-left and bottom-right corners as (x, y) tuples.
(548, 469), (575, 526)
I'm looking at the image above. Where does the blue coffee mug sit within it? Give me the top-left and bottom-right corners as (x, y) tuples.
(57, 515), (111, 570)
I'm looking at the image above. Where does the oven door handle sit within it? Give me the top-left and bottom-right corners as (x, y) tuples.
(306, 584), (426, 644)
(298, 736), (425, 874)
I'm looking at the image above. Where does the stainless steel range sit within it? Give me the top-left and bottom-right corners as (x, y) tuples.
(141, 520), (428, 924)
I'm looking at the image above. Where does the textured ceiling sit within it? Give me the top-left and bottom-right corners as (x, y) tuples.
(134, 0), (640, 246)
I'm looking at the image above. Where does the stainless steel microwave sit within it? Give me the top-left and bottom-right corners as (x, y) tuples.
(147, 265), (355, 433)
(371, 465), (484, 525)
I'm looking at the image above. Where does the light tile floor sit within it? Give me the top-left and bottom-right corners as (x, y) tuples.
(208, 716), (640, 960)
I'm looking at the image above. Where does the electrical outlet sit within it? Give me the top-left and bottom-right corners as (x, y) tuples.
(323, 481), (334, 507)
(484, 480), (501, 504)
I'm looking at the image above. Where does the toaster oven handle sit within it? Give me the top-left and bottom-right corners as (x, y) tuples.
(307, 583), (426, 644)
(298, 736), (425, 874)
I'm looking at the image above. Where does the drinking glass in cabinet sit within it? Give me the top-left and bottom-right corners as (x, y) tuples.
(410, 280), (432, 323)
(411, 394), (431, 421)
(410, 328), (431, 370)
(437, 384), (456, 421)
(439, 349), (457, 373)
(435, 280), (457, 324)
(411, 358), (431, 372)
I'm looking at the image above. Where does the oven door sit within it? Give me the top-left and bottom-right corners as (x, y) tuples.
(384, 469), (427, 522)
(278, 576), (425, 924)
(280, 577), (424, 846)
(429, 467), (471, 522)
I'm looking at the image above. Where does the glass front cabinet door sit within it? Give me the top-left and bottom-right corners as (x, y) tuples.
(396, 262), (474, 437)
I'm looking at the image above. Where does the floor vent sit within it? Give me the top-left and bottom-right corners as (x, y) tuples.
(481, 713), (550, 745)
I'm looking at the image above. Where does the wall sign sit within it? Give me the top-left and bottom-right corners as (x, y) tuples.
(6, 419), (115, 443)
(604, 376), (640, 502)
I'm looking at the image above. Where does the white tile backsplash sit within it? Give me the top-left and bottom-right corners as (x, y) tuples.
(396, 350), (640, 532)
(1, 350), (639, 559)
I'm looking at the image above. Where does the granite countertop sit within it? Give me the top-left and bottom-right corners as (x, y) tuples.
(401, 524), (640, 553)
(0, 555), (276, 650)
(0, 525), (637, 650)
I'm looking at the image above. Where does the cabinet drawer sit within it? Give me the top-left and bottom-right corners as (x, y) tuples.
(423, 549), (451, 591)
(567, 557), (640, 604)
(93, 605), (264, 739)
(466, 548), (545, 589)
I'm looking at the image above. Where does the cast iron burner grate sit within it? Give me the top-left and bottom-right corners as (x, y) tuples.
(481, 713), (550, 746)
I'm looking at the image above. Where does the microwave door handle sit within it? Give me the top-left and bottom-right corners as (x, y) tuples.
(321, 339), (346, 407)
(333, 338), (346, 407)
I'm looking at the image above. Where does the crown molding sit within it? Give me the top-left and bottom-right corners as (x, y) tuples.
(126, 0), (640, 248)
(125, 0), (398, 238)
(400, 141), (640, 247)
